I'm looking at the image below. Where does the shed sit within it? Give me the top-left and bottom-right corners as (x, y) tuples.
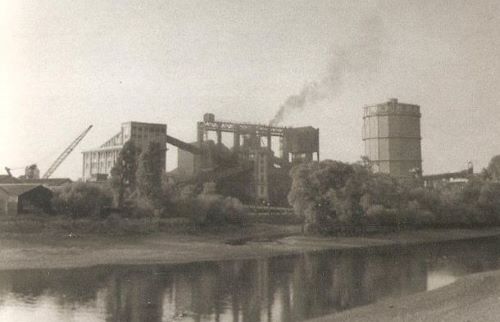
(0, 184), (53, 216)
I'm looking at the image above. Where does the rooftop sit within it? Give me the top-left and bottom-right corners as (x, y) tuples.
(0, 175), (20, 184)
(21, 178), (72, 186)
(0, 184), (49, 196)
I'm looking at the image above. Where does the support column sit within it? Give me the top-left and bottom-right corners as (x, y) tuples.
(250, 132), (259, 148)
(197, 122), (204, 146)
(196, 122), (205, 174)
(267, 131), (272, 150)
(281, 137), (289, 163)
(216, 129), (222, 145)
(233, 127), (240, 152)
(316, 128), (320, 162)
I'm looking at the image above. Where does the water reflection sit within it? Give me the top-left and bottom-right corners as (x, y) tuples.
(1, 237), (500, 322)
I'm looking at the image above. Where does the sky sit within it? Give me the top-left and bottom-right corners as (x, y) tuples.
(1, 0), (500, 179)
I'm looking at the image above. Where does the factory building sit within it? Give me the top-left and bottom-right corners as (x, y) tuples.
(79, 114), (318, 205)
(362, 98), (422, 177)
(167, 113), (319, 205)
(82, 121), (167, 182)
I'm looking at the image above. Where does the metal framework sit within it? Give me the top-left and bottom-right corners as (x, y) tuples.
(43, 125), (93, 179)
(200, 119), (285, 137)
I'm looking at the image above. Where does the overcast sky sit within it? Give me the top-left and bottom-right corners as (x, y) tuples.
(1, 0), (500, 179)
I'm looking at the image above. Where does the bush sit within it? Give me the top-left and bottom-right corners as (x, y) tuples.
(196, 194), (245, 225)
(52, 183), (112, 218)
(122, 197), (155, 219)
(365, 205), (399, 226)
(221, 196), (246, 225)
(191, 194), (221, 224)
(173, 193), (246, 226)
(288, 157), (500, 235)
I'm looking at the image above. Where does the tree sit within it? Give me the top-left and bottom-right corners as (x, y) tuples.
(137, 142), (164, 208)
(52, 182), (112, 218)
(288, 160), (358, 234)
(110, 141), (139, 208)
(477, 182), (500, 222)
(486, 155), (500, 181)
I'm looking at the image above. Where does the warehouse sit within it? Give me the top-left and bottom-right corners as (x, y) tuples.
(0, 184), (53, 217)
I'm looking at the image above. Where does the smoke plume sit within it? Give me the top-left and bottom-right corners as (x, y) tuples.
(269, 15), (384, 126)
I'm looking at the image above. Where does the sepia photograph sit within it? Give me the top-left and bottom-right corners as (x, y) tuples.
(1, 0), (500, 321)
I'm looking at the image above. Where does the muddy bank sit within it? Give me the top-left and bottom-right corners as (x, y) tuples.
(308, 268), (500, 322)
(1, 226), (500, 270)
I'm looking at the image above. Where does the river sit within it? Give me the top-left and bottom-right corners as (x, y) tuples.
(0, 237), (499, 322)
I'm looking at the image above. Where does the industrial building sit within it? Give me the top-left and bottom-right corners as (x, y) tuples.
(81, 114), (319, 205)
(82, 121), (167, 182)
(166, 113), (320, 205)
(362, 98), (422, 177)
(0, 184), (53, 216)
(423, 162), (474, 190)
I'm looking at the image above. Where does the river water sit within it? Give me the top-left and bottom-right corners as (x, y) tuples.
(1, 237), (500, 322)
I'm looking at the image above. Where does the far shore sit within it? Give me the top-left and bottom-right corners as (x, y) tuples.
(1, 226), (500, 270)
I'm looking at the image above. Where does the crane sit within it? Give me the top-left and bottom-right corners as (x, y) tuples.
(42, 125), (93, 179)
(4, 167), (17, 177)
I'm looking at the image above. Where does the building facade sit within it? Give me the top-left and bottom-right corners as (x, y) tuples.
(82, 122), (167, 182)
(362, 98), (422, 177)
(0, 184), (53, 216)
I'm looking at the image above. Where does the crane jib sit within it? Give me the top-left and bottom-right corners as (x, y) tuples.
(42, 125), (93, 179)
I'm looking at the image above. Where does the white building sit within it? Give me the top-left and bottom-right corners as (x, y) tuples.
(82, 121), (167, 182)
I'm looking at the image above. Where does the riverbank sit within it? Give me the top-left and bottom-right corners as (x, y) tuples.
(1, 225), (500, 270)
(308, 268), (500, 322)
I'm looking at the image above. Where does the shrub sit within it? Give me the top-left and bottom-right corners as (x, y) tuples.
(175, 193), (246, 226)
(191, 194), (220, 224)
(122, 196), (155, 219)
(288, 158), (500, 234)
(221, 196), (246, 225)
(365, 205), (399, 226)
(477, 182), (500, 223)
(52, 182), (112, 218)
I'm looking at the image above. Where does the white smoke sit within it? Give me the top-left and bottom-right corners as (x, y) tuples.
(269, 15), (384, 126)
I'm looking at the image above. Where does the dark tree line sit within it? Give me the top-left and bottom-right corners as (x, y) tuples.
(288, 156), (500, 234)
(52, 140), (246, 225)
